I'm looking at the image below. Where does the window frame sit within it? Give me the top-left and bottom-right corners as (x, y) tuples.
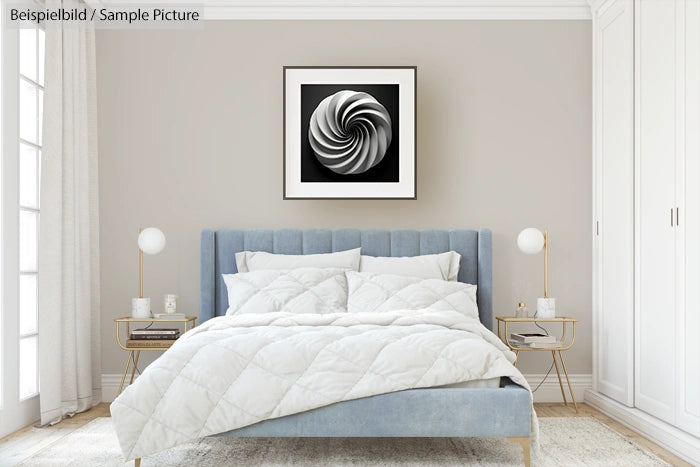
(0, 13), (43, 437)
(17, 22), (42, 401)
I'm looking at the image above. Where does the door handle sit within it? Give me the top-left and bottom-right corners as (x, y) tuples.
(671, 208), (674, 226)
(676, 207), (679, 226)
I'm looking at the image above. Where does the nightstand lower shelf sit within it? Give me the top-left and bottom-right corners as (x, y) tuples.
(496, 316), (579, 413)
(513, 348), (578, 413)
(114, 315), (197, 395)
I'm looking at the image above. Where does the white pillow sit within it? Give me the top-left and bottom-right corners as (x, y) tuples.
(359, 251), (461, 281)
(223, 268), (348, 315)
(235, 248), (361, 273)
(346, 271), (478, 319)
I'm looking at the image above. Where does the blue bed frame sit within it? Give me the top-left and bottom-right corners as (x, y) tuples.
(198, 228), (532, 466)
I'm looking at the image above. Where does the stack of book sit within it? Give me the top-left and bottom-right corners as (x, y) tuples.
(509, 332), (561, 348)
(127, 328), (180, 348)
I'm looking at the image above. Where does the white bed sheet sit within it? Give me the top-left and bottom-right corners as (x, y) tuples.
(438, 377), (501, 389)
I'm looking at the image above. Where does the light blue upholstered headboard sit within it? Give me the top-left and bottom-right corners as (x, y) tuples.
(200, 229), (493, 330)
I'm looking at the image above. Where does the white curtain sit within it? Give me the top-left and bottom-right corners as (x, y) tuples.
(38, 0), (101, 425)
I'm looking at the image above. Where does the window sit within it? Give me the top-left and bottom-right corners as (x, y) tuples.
(18, 24), (43, 400)
(1, 11), (45, 438)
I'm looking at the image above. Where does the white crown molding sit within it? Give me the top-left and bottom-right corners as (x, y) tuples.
(587, 0), (618, 17)
(83, 0), (592, 20)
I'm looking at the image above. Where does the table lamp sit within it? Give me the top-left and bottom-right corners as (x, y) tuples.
(132, 227), (166, 318)
(517, 227), (555, 318)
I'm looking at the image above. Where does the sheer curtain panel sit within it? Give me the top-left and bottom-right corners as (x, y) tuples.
(38, 0), (101, 425)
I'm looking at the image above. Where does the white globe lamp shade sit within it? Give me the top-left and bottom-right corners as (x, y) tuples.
(138, 227), (166, 255)
(517, 228), (544, 255)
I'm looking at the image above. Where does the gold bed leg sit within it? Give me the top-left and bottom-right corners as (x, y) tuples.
(507, 437), (530, 467)
(134, 458), (141, 467)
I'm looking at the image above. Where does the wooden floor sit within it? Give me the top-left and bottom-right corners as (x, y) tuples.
(0, 403), (111, 466)
(0, 403), (691, 466)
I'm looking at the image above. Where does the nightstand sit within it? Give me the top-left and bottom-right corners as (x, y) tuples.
(114, 316), (197, 395)
(495, 316), (579, 412)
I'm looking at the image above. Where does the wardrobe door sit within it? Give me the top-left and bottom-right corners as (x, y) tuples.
(593, 0), (635, 406)
(676, 0), (700, 437)
(634, 0), (677, 424)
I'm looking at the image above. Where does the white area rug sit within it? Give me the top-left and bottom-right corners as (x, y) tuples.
(19, 417), (668, 466)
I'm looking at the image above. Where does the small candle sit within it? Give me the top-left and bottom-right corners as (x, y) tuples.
(164, 294), (178, 314)
(515, 302), (529, 318)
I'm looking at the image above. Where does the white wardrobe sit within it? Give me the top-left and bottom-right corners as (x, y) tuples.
(591, 0), (700, 463)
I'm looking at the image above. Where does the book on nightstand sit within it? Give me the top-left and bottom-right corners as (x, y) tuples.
(130, 328), (180, 340)
(129, 333), (180, 340)
(509, 332), (557, 344)
(528, 340), (563, 348)
(509, 340), (563, 349)
(126, 339), (175, 348)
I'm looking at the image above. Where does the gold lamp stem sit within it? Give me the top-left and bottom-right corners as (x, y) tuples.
(139, 228), (143, 298)
(543, 229), (548, 299)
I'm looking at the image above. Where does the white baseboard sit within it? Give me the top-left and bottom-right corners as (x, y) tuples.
(585, 390), (700, 466)
(101, 374), (129, 403)
(102, 373), (592, 404)
(526, 373), (591, 403)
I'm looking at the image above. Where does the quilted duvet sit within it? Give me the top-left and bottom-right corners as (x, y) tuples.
(110, 309), (533, 460)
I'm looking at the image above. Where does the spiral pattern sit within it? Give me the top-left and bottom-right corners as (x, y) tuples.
(308, 90), (393, 175)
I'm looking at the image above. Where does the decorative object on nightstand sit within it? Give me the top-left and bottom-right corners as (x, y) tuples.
(517, 227), (555, 318)
(114, 315), (196, 395)
(164, 293), (178, 314)
(131, 297), (150, 319)
(132, 227), (166, 318)
(515, 301), (529, 318)
(496, 315), (579, 412)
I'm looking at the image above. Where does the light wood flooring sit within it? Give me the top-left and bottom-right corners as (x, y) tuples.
(0, 403), (691, 466)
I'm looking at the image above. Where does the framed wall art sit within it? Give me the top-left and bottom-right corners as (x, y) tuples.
(283, 66), (416, 199)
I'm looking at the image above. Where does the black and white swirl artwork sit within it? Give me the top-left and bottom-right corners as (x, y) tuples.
(308, 90), (393, 175)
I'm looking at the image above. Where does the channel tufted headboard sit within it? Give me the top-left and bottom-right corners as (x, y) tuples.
(200, 228), (493, 330)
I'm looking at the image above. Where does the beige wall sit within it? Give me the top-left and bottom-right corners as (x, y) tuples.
(96, 20), (591, 376)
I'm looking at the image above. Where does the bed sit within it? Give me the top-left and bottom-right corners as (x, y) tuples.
(112, 228), (534, 466)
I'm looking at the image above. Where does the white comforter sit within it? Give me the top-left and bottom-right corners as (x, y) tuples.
(110, 309), (534, 460)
